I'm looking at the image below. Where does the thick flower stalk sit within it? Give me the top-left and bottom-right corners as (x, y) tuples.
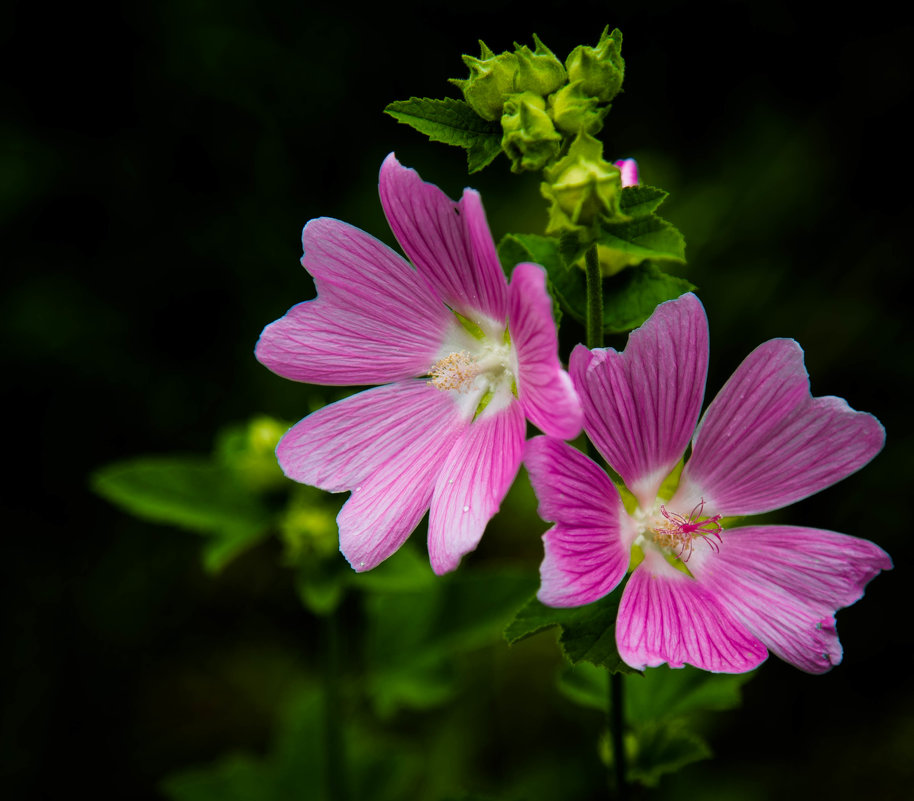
(525, 293), (891, 673)
(256, 155), (582, 574)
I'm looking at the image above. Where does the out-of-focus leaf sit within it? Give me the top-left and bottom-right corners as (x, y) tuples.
(625, 665), (755, 723)
(91, 456), (272, 573)
(504, 588), (637, 674)
(92, 457), (268, 534)
(626, 722), (712, 787)
(559, 662), (755, 788)
(365, 570), (537, 716)
(347, 544), (436, 593)
(161, 685), (421, 801)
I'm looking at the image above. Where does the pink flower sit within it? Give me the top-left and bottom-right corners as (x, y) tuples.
(613, 158), (639, 187)
(525, 293), (891, 673)
(256, 154), (582, 574)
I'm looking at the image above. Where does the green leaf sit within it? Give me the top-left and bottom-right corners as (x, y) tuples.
(365, 569), (537, 715)
(497, 232), (565, 327)
(556, 662), (608, 711)
(559, 662), (755, 787)
(91, 456), (271, 572)
(599, 214), (687, 265)
(625, 665), (755, 724)
(618, 184), (669, 218)
(627, 722), (712, 787)
(385, 97), (502, 173)
(347, 544), (436, 593)
(92, 457), (269, 535)
(161, 685), (421, 801)
(536, 245), (695, 335)
(601, 263), (695, 333)
(504, 588), (638, 674)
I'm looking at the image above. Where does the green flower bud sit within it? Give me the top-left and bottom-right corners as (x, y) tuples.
(450, 40), (519, 121)
(540, 132), (622, 233)
(565, 26), (624, 103)
(548, 80), (609, 135)
(513, 34), (567, 96)
(280, 487), (339, 562)
(500, 91), (562, 173)
(217, 415), (287, 491)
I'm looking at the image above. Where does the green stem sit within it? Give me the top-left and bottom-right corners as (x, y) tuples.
(609, 671), (629, 800)
(323, 609), (349, 801)
(585, 243), (604, 350)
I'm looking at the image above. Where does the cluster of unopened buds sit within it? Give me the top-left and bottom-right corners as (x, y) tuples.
(452, 28), (633, 246)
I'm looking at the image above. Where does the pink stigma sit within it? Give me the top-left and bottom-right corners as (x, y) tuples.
(653, 498), (723, 561)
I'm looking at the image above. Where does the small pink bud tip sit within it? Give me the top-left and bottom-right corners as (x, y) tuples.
(614, 158), (639, 187)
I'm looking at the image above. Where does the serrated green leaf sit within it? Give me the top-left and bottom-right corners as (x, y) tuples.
(627, 722), (712, 787)
(385, 97), (502, 173)
(504, 588), (637, 674)
(618, 184), (669, 217)
(599, 214), (686, 265)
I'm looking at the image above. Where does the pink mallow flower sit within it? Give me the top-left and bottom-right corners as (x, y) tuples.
(256, 154), (582, 575)
(525, 293), (891, 673)
(613, 158), (639, 188)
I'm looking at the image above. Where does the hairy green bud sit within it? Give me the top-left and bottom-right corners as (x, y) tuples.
(548, 80), (608, 134)
(540, 132), (622, 233)
(565, 26), (624, 103)
(500, 91), (562, 173)
(450, 41), (519, 121)
(513, 34), (567, 96)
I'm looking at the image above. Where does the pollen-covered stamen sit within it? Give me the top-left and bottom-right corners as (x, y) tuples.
(651, 498), (723, 562)
(428, 351), (479, 391)
(427, 336), (515, 398)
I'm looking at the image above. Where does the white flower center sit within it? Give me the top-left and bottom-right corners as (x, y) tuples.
(428, 342), (514, 394)
(427, 314), (517, 419)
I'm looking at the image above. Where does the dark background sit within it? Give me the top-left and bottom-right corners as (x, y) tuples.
(3, 1), (912, 798)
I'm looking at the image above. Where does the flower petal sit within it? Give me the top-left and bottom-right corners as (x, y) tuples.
(688, 525), (892, 673)
(378, 153), (509, 323)
(525, 436), (636, 607)
(570, 293), (709, 509)
(337, 439), (457, 572)
(255, 217), (451, 385)
(673, 339), (886, 516)
(427, 401), (526, 574)
(276, 380), (464, 491)
(508, 262), (582, 439)
(616, 550), (768, 673)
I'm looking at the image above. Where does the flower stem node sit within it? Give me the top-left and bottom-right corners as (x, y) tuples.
(450, 41), (520, 121)
(540, 132), (622, 234)
(500, 91), (562, 173)
(565, 26), (625, 104)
